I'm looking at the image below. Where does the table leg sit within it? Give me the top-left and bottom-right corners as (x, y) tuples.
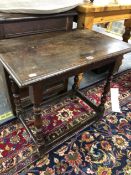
(9, 76), (22, 115)
(72, 74), (83, 90)
(123, 19), (131, 43)
(4, 69), (16, 115)
(98, 69), (113, 115)
(78, 15), (94, 29)
(29, 82), (45, 145)
(98, 57), (122, 115)
(9, 76), (41, 151)
(71, 74), (82, 100)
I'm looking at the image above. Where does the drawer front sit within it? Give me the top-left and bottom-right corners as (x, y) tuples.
(3, 17), (72, 38)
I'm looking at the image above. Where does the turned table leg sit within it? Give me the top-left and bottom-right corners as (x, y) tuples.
(9, 76), (22, 116)
(72, 74), (83, 90)
(29, 82), (45, 145)
(98, 65), (114, 115)
(123, 19), (131, 43)
(9, 76), (39, 149)
(98, 56), (123, 116)
(71, 74), (83, 100)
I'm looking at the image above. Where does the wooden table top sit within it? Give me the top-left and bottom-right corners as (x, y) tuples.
(0, 30), (131, 87)
(77, 2), (131, 13)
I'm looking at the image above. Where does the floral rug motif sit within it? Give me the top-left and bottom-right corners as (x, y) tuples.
(0, 70), (130, 175)
(0, 121), (38, 175)
(22, 102), (131, 175)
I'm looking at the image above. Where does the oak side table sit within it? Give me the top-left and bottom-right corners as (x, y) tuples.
(0, 30), (131, 154)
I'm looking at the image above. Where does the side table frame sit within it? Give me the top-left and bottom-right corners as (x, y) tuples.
(8, 57), (122, 155)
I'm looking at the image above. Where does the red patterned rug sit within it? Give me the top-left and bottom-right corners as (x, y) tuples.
(21, 101), (131, 175)
(0, 70), (130, 175)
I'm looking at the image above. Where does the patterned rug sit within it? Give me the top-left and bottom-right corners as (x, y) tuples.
(22, 102), (131, 175)
(0, 70), (130, 175)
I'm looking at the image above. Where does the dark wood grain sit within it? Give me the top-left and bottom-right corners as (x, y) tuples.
(0, 30), (131, 87)
(0, 10), (77, 39)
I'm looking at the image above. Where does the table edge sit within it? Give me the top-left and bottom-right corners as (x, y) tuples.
(1, 47), (131, 88)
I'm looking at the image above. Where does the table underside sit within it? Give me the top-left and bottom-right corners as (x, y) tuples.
(10, 61), (117, 155)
